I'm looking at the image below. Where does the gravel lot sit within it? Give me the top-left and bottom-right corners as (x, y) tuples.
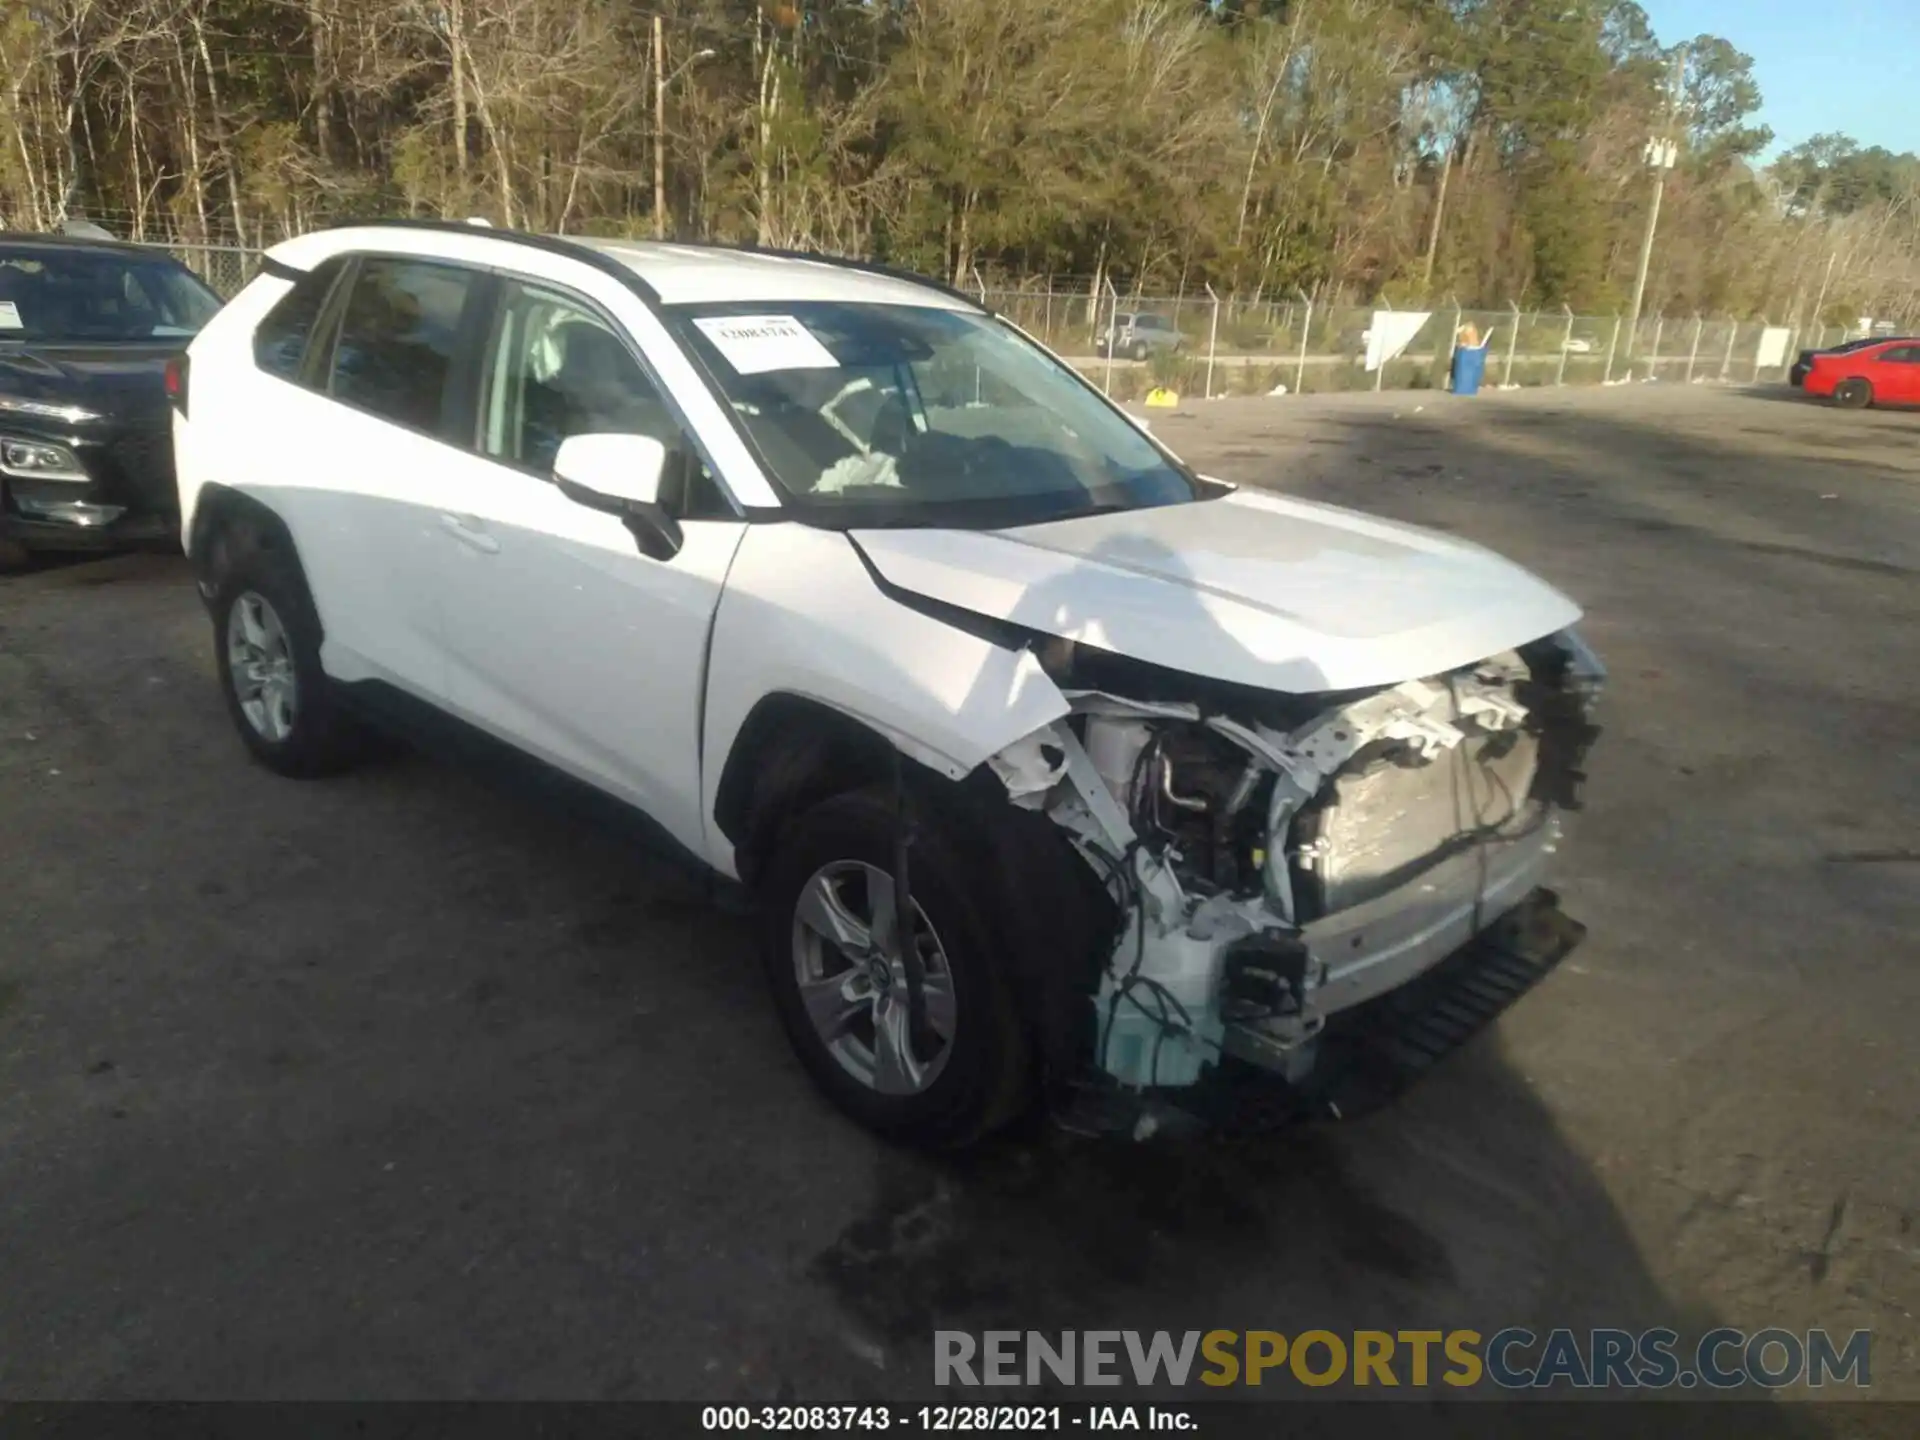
(1, 383), (1915, 1416)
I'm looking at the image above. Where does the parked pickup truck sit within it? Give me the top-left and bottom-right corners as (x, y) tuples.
(172, 221), (1604, 1146)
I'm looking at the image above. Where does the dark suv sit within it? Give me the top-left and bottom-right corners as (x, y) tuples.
(0, 234), (223, 560)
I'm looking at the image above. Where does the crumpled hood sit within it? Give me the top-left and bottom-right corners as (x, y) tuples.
(851, 486), (1583, 693)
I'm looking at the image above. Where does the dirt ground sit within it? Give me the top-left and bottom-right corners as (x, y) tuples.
(1, 383), (1915, 1419)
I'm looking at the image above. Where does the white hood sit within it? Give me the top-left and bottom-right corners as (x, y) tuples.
(851, 487), (1582, 693)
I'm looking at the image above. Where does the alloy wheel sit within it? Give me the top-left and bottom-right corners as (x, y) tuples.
(790, 860), (957, 1096)
(227, 590), (299, 743)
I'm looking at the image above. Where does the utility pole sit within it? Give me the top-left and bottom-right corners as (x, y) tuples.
(650, 24), (714, 242)
(1625, 45), (1686, 361)
(653, 14), (667, 240)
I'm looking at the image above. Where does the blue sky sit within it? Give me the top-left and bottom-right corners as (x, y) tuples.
(1644, 0), (1920, 158)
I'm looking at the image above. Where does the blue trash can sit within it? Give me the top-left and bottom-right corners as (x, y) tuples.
(1449, 341), (1490, 395)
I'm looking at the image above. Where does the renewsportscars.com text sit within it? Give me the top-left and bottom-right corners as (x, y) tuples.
(934, 1328), (1872, 1391)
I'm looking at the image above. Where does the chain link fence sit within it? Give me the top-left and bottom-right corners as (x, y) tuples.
(136, 242), (262, 300)
(982, 281), (1864, 402)
(122, 240), (1850, 399)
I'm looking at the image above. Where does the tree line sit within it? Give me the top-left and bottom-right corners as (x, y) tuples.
(3, 0), (1917, 326)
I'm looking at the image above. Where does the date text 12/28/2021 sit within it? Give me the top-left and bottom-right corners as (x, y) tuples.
(702, 1406), (1190, 1432)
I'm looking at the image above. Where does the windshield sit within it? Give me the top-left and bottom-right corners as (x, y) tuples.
(0, 247), (223, 344)
(666, 301), (1199, 527)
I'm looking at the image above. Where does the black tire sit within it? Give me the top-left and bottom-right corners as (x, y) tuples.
(210, 536), (372, 777)
(0, 537), (32, 574)
(758, 784), (1033, 1148)
(1833, 377), (1873, 409)
(1131, 342), (1150, 361)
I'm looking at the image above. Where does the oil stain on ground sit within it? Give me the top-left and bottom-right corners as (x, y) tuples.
(809, 1125), (1452, 1355)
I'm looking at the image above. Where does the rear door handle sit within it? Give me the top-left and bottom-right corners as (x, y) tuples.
(439, 512), (499, 554)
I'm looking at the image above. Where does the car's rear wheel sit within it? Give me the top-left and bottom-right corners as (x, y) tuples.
(212, 542), (373, 777)
(1131, 341), (1150, 361)
(1834, 377), (1873, 409)
(759, 784), (1032, 1147)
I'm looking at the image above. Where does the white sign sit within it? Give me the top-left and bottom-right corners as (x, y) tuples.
(1756, 326), (1793, 369)
(1365, 311), (1431, 372)
(692, 314), (838, 375)
(0, 301), (21, 330)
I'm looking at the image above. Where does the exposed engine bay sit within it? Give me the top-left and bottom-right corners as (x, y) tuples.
(987, 627), (1604, 1099)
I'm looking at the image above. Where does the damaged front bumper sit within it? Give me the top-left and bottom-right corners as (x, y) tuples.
(987, 626), (1604, 1111)
(1227, 817), (1559, 1069)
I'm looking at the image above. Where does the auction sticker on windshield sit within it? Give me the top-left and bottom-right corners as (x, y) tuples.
(693, 314), (838, 374)
(0, 301), (22, 330)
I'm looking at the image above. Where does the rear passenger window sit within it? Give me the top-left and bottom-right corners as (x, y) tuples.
(327, 257), (477, 434)
(253, 259), (344, 381)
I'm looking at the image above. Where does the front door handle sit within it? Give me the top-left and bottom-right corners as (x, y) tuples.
(439, 512), (500, 554)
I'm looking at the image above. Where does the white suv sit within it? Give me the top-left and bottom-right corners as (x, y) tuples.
(173, 222), (1603, 1145)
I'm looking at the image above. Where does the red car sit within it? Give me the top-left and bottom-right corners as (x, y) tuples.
(1802, 339), (1920, 408)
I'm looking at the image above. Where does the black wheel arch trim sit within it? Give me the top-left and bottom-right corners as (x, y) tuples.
(187, 485), (311, 600)
(713, 693), (906, 880)
(713, 690), (1113, 1085)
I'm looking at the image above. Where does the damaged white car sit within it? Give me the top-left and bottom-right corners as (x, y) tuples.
(174, 223), (1603, 1145)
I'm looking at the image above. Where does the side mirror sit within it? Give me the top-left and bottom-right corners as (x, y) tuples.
(553, 433), (683, 560)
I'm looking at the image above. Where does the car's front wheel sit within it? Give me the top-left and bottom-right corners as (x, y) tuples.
(759, 784), (1032, 1147)
(1833, 377), (1873, 409)
(212, 542), (373, 778)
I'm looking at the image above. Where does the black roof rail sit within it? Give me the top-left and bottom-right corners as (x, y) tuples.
(307, 218), (981, 311)
(310, 217), (666, 303)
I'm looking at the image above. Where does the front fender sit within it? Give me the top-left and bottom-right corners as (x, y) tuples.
(699, 523), (1069, 875)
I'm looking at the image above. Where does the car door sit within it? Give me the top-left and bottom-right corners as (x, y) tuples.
(1873, 344), (1920, 403)
(430, 274), (749, 857)
(266, 254), (489, 702)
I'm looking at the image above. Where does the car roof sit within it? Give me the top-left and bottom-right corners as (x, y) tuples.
(1822, 337), (1915, 355)
(272, 222), (978, 312)
(573, 239), (974, 309)
(0, 231), (176, 261)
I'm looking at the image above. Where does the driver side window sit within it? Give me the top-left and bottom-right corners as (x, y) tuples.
(480, 280), (724, 513)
